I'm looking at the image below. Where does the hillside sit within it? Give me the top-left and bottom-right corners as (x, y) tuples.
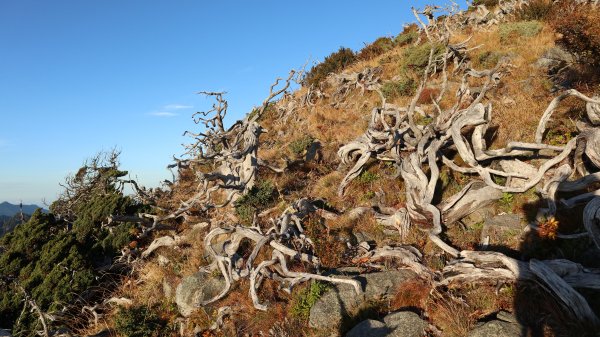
(0, 202), (44, 217)
(2, 1), (600, 337)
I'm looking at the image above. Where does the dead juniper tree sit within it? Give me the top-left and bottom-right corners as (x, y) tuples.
(335, 4), (600, 326)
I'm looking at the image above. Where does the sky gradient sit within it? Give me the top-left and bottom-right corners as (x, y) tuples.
(0, 0), (460, 204)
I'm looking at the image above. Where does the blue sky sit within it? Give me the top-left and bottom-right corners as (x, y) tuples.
(0, 0), (459, 204)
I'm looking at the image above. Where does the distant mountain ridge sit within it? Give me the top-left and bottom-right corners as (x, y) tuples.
(0, 201), (46, 217)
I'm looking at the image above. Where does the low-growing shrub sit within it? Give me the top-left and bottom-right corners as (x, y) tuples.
(499, 20), (543, 42)
(115, 305), (167, 337)
(303, 47), (356, 88)
(288, 135), (315, 156)
(476, 50), (504, 68)
(356, 170), (379, 185)
(291, 281), (330, 319)
(357, 37), (395, 61)
(234, 180), (276, 223)
(394, 25), (419, 46)
(402, 42), (445, 70)
(381, 77), (416, 100)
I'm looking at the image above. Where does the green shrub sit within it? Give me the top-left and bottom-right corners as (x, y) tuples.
(288, 135), (315, 156)
(0, 152), (145, 335)
(476, 51), (504, 68)
(115, 305), (167, 337)
(517, 0), (554, 20)
(394, 30), (418, 47)
(381, 77), (416, 100)
(357, 37), (395, 61)
(303, 47), (356, 88)
(402, 42), (445, 70)
(356, 171), (379, 185)
(235, 181), (276, 224)
(291, 281), (330, 319)
(499, 21), (543, 42)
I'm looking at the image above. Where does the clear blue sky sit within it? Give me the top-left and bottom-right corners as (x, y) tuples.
(0, 0), (459, 205)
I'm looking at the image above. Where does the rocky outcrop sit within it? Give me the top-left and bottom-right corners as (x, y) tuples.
(308, 270), (417, 331)
(467, 320), (521, 337)
(345, 311), (428, 337)
(175, 272), (225, 317)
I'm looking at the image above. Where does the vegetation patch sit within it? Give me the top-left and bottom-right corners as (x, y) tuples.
(288, 135), (315, 156)
(357, 37), (395, 61)
(234, 180), (276, 224)
(291, 281), (330, 319)
(499, 20), (543, 42)
(115, 305), (168, 337)
(381, 76), (416, 100)
(304, 47), (356, 88)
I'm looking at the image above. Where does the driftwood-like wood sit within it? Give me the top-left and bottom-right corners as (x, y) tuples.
(199, 199), (361, 310)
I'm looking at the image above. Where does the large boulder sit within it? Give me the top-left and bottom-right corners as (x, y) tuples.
(308, 270), (417, 332)
(175, 272), (225, 317)
(344, 311), (428, 337)
(467, 320), (521, 337)
(345, 319), (388, 337)
(383, 311), (428, 337)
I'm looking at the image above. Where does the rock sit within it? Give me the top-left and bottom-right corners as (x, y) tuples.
(536, 47), (574, 70)
(499, 160), (537, 189)
(309, 270), (417, 331)
(481, 214), (522, 245)
(175, 272), (225, 317)
(0, 329), (11, 337)
(345, 319), (388, 337)
(467, 320), (521, 337)
(383, 311), (428, 337)
(462, 206), (495, 228)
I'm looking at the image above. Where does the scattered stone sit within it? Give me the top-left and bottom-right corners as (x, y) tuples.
(345, 319), (388, 337)
(536, 47), (574, 70)
(308, 270), (417, 331)
(481, 214), (522, 245)
(175, 272), (225, 317)
(383, 311), (428, 337)
(467, 320), (521, 337)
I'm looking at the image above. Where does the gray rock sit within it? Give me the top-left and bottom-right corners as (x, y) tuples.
(536, 47), (574, 69)
(467, 320), (521, 337)
(345, 319), (388, 337)
(0, 329), (11, 337)
(309, 270), (417, 331)
(383, 311), (428, 337)
(175, 272), (225, 317)
(481, 214), (522, 245)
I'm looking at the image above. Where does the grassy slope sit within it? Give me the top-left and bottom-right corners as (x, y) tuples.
(91, 4), (600, 337)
